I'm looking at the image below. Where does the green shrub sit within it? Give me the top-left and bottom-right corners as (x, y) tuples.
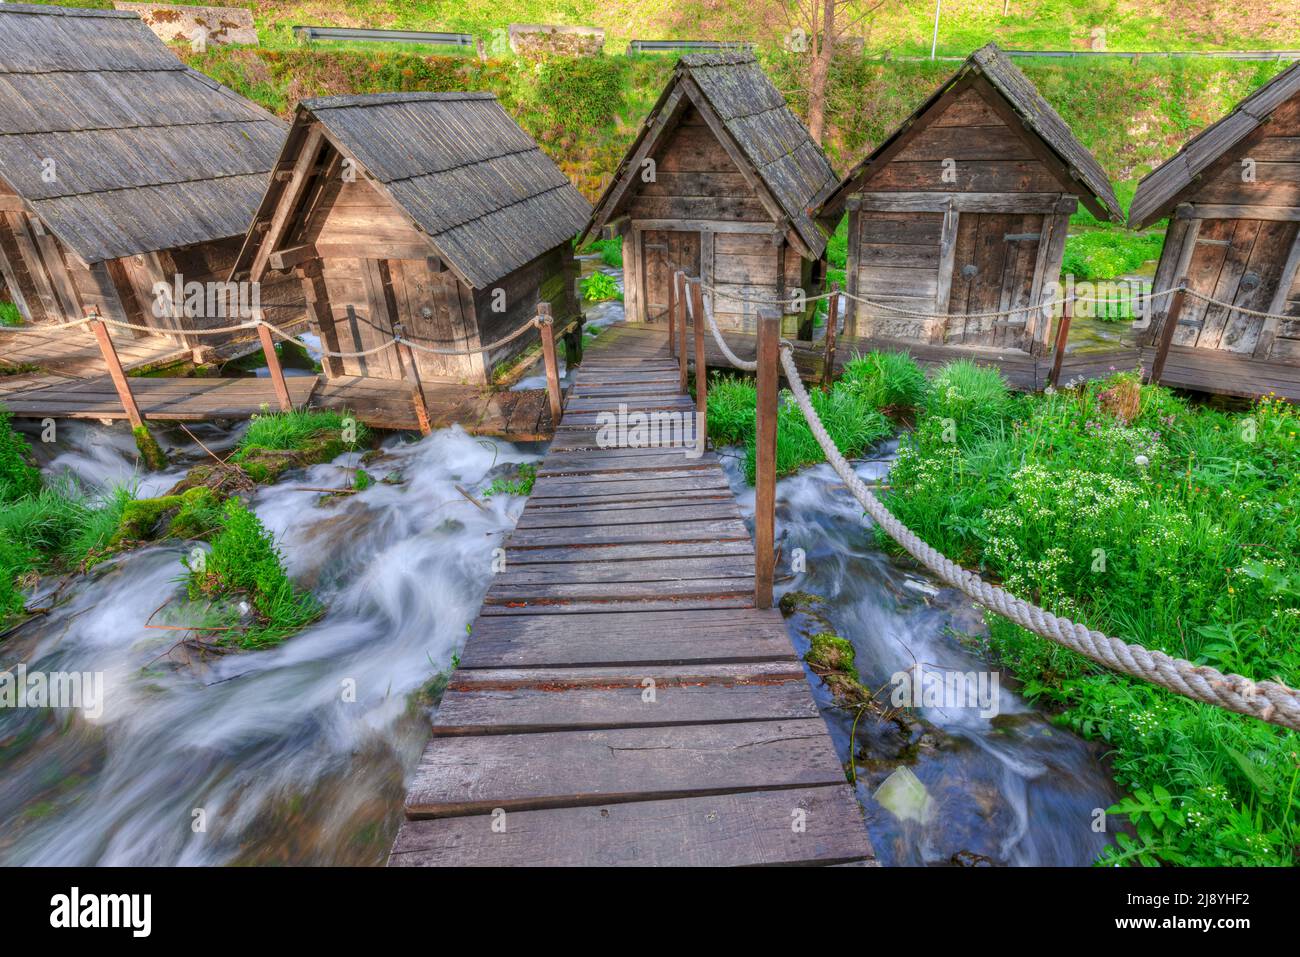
(705, 374), (757, 447)
(0, 301), (21, 327)
(183, 498), (322, 650)
(840, 350), (928, 411)
(580, 272), (621, 302)
(1061, 230), (1164, 282)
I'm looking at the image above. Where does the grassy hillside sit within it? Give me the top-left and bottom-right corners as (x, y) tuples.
(182, 43), (1290, 205)
(42, 0), (1300, 53)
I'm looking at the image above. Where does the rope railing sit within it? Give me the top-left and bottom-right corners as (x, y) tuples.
(692, 279), (1300, 732)
(0, 312), (547, 360)
(694, 280), (1292, 324)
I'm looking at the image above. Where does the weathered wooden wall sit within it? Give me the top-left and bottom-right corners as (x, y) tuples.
(1144, 96), (1300, 363)
(844, 86), (1075, 353)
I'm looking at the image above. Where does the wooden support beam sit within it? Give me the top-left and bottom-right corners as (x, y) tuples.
(823, 283), (841, 386)
(269, 243), (318, 272)
(1048, 300), (1072, 390)
(251, 125), (325, 281)
(538, 302), (563, 428)
(690, 278), (708, 448)
(393, 322), (432, 435)
(255, 314), (293, 412)
(754, 308), (780, 610)
(667, 267), (677, 357)
(296, 262), (344, 378)
(1148, 283), (1187, 386)
(678, 271), (689, 393)
(88, 312), (143, 428)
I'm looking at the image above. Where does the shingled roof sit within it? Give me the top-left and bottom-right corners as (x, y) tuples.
(0, 4), (286, 265)
(266, 92), (591, 289)
(585, 52), (837, 258)
(819, 42), (1123, 225)
(1128, 61), (1300, 229)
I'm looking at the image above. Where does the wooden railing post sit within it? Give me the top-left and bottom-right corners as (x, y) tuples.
(1148, 281), (1187, 386)
(255, 310), (293, 411)
(89, 307), (166, 470)
(393, 322), (432, 435)
(823, 282), (841, 387)
(754, 307), (780, 610)
(677, 272), (689, 393)
(690, 279), (708, 447)
(88, 309), (144, 429)
(1048, 299), (1072, 390)
(538, 302), (563, 427)
(667, 269), (678, 357)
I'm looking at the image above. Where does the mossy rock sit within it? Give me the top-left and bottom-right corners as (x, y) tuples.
(805, 632), (859, 682)
(110, 486), (221, 546)
(234, 433), (347, 484)
(779, 590), (825, 615)
(132, 426), (168, 472)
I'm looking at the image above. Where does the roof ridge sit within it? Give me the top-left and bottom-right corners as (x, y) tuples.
(375, 143), (548, 186)
(0, 4), (137, 18)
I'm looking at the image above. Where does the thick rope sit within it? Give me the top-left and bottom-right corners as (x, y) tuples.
(776, 344), (1300, 730)
(696, 298), (1300, 730)
(1, 314), (544, 360)
(687, 281), (757, 371)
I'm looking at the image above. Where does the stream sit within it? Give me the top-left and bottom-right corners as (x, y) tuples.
(1, 266), (1119, 865)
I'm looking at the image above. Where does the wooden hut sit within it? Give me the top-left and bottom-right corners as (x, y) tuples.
(0, 4), (295, 354)
(817, 43), (1123, 355)
(582, 53), (837, 334)
(1129, 62), (1300, 366)
(230, 92), (591, 384)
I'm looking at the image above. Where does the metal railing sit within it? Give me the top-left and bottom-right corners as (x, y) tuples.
(626, 39), (754, 54)
(292, 26), (475, 47)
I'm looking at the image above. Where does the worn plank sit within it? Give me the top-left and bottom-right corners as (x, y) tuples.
(389, 786), (870, 867)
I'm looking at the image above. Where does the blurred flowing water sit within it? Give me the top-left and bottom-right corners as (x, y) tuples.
(1, 421), (540, 865)
(720, 446), (1122, 867)
(3, 341), (1117, 866)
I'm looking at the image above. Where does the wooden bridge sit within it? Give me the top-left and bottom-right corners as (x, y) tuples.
(389, 323), (876, 867)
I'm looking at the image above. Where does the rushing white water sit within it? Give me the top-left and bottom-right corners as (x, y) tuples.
(0, 423), (540, 865)
(720, 446), (1121, 867)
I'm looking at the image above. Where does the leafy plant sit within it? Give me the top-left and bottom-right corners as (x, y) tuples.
(483, 462), (536, 498)
(580, 272), (621, 302)
(840, 350), (929, 411)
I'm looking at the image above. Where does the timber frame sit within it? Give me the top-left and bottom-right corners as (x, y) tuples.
(230, 93), (591, 385)
(817, 43), (1122, 355)
(583, 53), (837, 336)
(1130, 62), (1300, 364)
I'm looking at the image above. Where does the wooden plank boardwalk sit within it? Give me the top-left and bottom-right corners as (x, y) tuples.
(389, 323), (874, 867)
(1, 324), (187, 377)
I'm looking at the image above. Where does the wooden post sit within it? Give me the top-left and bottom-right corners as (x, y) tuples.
(393, 322), (432, 436)
(89, 311), (144, 429)
(667, 269), (677, 357)
(754, 307), (780, 610)
(255, 312), (293, 412)
(678, 272), (689, 393)
(690, 279), (708, 446)
(1148, 282), (1187, 386)
(538, 302), (563, 427)
(823, 283), (841, 387)
(1048, 299), (1072, 390)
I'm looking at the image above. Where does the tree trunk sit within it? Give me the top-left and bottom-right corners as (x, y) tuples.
(807, 0), (836, 144)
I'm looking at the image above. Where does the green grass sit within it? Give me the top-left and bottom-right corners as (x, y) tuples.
(183, 498), (323, 650)
(1062, 229), (1165, 282)
(839, 350), (929, 412)
(0, 409), (42, 504)
(705, 368), (892, 484)
(925, 359), (1015, 440)
(482, 462), (537, 498)
(577, 237), (623, 268)
(882, 371), (1300, 866)
(0, 301), (21, 327)
(232, 408), (371, 482)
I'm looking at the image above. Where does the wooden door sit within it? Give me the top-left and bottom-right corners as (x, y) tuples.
(1177, 219), (1300, 354)
(947, 212), (1045, 350)
(641, 229), (700, 322)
